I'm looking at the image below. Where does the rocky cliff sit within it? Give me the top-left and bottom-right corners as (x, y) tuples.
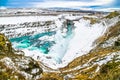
(0, 33), (43, 80)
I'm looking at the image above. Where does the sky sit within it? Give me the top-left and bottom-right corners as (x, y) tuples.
(0, 0), (120, 10)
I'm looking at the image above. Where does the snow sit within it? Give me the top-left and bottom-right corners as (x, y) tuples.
(60, 16), (120, 67)
(22, 49), (59, 69)
(64, 51), (120, 73)
(96, 52), (120, 65)
(31, 68), (40, 74)
(20, 71), (32, 79)
(38, 35), (54, 41)
(95, 66), (100, 72)
(83, 15), (98, 18)
(61, 19), (106, 66)
(65, 16), (82, 20)
(0, 16), (57, 24)
(101, 36), (118, 48)
(0, 57), (16, 69)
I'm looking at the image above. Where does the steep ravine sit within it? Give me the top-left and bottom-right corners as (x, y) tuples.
(0, 11), (120, 80)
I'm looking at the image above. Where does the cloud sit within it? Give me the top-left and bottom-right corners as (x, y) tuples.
(0, 6), (7, 9)
(29, 0), (114, 8)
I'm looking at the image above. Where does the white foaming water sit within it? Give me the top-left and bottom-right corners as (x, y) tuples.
(48, 29), (73, 63)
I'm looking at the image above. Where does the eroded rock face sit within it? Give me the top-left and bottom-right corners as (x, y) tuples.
(0, 21), (56, 38)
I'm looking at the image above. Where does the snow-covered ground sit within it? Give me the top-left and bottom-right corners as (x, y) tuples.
(0, 14), (119, 69)
(0, 16), (57, 24)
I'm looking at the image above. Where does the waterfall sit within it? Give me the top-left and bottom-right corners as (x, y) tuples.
(48, 19), (74, 63)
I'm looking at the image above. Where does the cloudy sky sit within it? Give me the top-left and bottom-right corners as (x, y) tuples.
(0, 0), (120, 10)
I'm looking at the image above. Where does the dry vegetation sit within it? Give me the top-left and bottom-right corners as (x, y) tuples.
(105, 11), (120, 19)
(83, 17), (98, 24)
